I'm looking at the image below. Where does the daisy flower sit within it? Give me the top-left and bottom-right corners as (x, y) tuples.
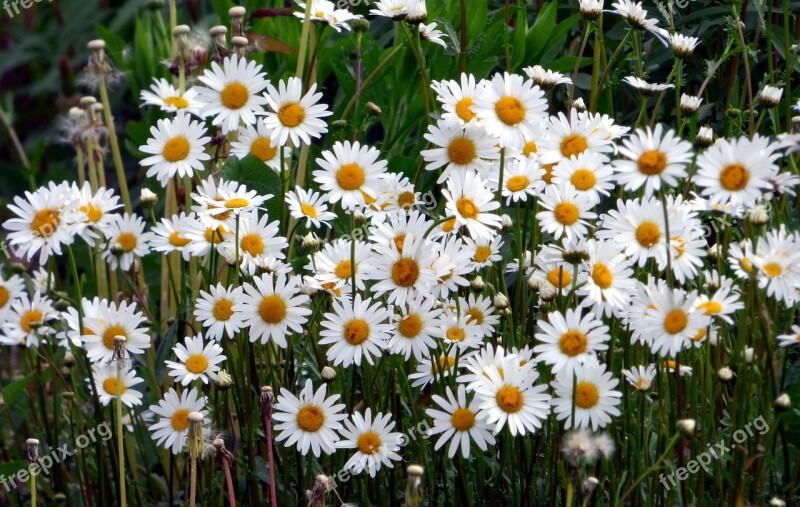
(460, 293), (500, 338)
(473, 357), (551, 436)
(286, 187), (337, 229)
(196, 179), (272, 226)
(577, 240), (635, 318)
(670, 33), (700, 58)
(194, 284), (246, 340)
(149, 212), (199, 261)
(140, 77), (204, 115)
(102, 213), (153, 271)
(537, 110), (612, 166)
(4, 181), (77, 264)
(57, 297), (103, 348)
(610, 0), (669, 44)
(596, 197), (669, 267)
(369, 209), (430, 251)
(310, 238), (374, 293)
(83, 300), (150, 363)
(148, 388), (209, 454)
(273, 379), (348, 457)
(165, 334), (226, 385)
(313, 141), (387, 210)
(614, 124), (693, 196)
(659, 360), (693, 376)
(457, 343), (514, 390)
(759, 85), (784, 108)
(728, 240), (756, 279)
(263, 76), (332, 146)
(622, 365), (657, 391)
(183, 219), (228, 258)
(70, 182), (122, 245)
(550, 357), (622, 430)
(222, 211), (287, 276)
(473, 72), (548, 148)
(293, 0), (363, 32)
(409, 353), (458, 388)
(622, 76), (674, 96)
(0, 272), (26, 321)
(421, 118), (499, 184)
(443, 170), (502, 240)
(551, 151), (614, 205)
(429, 236), (472, 299)
(236, 273), (311, 347)
(195, 55), (269, 133)
(387, 293), (442, 361)
(522, 65), (572, 89)
(419, 22), (447, 47)
(751, 228), (800, 304)
(694, 282), (742, 324)
(319, 295), (391, 367)
(427, 385), (496, 459)
(91, 363), (144, 407)
(229, 120), (288, 172)
(638, 287), (710, 357)
(435, 73), (481, 124)
(139, 113), (211, 185)
(370, 234), (438, 307)
(536, 183), (597, 241)
(533, 308), (609, 375)
(369, 0), (409, 19)
(337, 409), (404, 478)
(464, 235), (503, 269)
(777, 325), (800, 348)
(437, 307), (483, 351)
(497, 156), (545, 205)
(1, 292), (57, 347)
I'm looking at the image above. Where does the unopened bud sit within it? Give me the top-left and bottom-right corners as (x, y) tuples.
(717, 366), (733, 381)
(321, 366), (336, 382)
(500, 214), (513, 231)
(775, 392), (791, 411)
(470, 275), (485, 291)
(493, 293), (509, 310)
(677, 419), (696, 436)
(351, 18), (370, 32)
(366, 102), (382, 116)
(582, 476), (599, 495)
(215, 369), (234, 390)
(539, 281), (558, 302)
(696, 126), (714, 148)
(572, 97), (587, 112)
(743, 347), (754, 364)
(748, 204), (769, 225)
(301, 232), (321, 252)
(331, 119), (349, 130)
(140, 188), (158, 208)
(26, 438), (40, 463)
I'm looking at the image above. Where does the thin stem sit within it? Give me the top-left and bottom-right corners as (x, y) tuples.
(116, 361), (127, 507)
(98, 76), (133, 213)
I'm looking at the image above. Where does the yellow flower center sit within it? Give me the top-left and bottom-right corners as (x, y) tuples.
(250, 137), (278, 161)
(693, 328), (707, 342)
(507, 175), (530, 192)
(102, 324), (127, 350)
(450, 408), (476, 431)
(446, 327), (465, 342)
(570, 168), (596, 190)
(0, 287), (8, 308)
(20, 310), (43, 333)
(391, 258), (419, 287)
(336, 163), (366, 191)
(592, 263), (613, 289)
(225, 198), (250, 209)
(763, 262), (782, 278)
(163, 136), (190, 162)
(456, 197), (479, 219)
(31, 208), (60, 237)
(398, 191), (415, 209)
(102, 377), (126, 396)
(300, 203), (318, 218)
(205, 227), (225, 244)
(637, 149), (667, 175)
(220, 81), (249, 109)
(635, 222), (661, 247)
(559, 330), (588, 356)
(442, 218), (457, 233)
(80, 204), (103, 223)
(398, 314), (422, 338)
(542, 163), (555, 184)
(697, 301), (722, 315)
(344, 319), (370, 345)
(554, 202), (579, 225)
(447, 138), (477, 165)
(391, 233), (406, 253)
(213, 299), (234, 321)
(560, 134), (588, 158)
(296, 406), (325, 432)
(495, 385), (524, 413)
(740, 257), (753, 272)
(169, 231), (190, 247)
(185, 353), (209, 374)
(466, 308), (484, 325)
(574, 382), (599, 408)
(258, 295), (286, 324)
(455, 97), (476, 122)
(719, 164), (749, 191)
(357, 431), (382, 454)
(278, 102), (305, 127)
(473, 246), (491, 263)
(523, 140), (538, 157)
(335, 260), (353, 279)
(663, 309), (688, 334)
(547, 268), (571, 288)
(241, 233), (265, 256)
(495, 96), (525, 125)
(432, 355), (456, 375)
(117, 232), (138, 253)
(164, 96), (189, 109)
(171, 409), (190, 430)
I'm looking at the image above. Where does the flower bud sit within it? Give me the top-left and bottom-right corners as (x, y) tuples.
(351, 18), (370, 32)
(366, 102), (382, 116)
(470, 275), (485, 291)
(215, 369), (234, 390)
(748, 204), (769, 226)
(696, 126), (714, 148)
(677, 419), (696, 436)
(759, 85), (783, 109)
(140, 188), (158, 209)
(301, 232), (322, 253)
(717, 366), (733, 381)
(500, 214), (513, 231)
(775, 392), (791, 411)
(493, 293), (509, 310)
(680, 94), (702, 115)
(321, 366), (337, 382)
(743, 347), (754, 364)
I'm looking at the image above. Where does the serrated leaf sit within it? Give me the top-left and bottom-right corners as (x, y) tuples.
(220, 155), (283, 221)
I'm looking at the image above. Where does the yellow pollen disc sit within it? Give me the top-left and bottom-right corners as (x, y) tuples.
(213, 299), (234, 321)
(447, 138), (477, 165)
(635, 222), (661, 247)
(672, 235), (686, 258)
(592, 263), (613, 289)
(393, 234), (407, 252)
(635, 379), (647, 390)
(163, 136), (190, 162)
(663, 360), (677, 370)
(258, 295), (286, 324)
(446, 327), (465, 342)
(763, 262), (782, 278)
(398, 314), (423, 338)
(185, 353), (209, 374)
(81, 204), (103, 223)
(322, 282), (342, 297)
(554, 202), (579, 225)
(560, 134), (588, 158)
(432, 355), (456, 375)
(102, 377), (126, 396)
(575, 382), (599, 408)
(697, 301), (722, 315)
(20, 310), (43, 333)
(117, 232), (137, 253)
(455, 97), (476, 122)
(637, 150), (668, 175)
(336, 163), (366, 191)
(357, 431), (382, 454)
(570, 169), (596, 190)
(495, 385), (524, 413)
(344, 319), (370, 345)
(664, 309), (688, 334)
(225, 198), (250, 209)
(220, 82), (249, 109)
(205, 227), (225, 244)
(740, 257), (753, 272)
(693, 328), (707, 342)
(278, 102), (306, 127)
(442, 218), (457, 233)
(466, 308), (484, 325)
(719, 164), (749, 191)
(102, 325), (127, 350)
(31, 208), (60, 237)
(335, 260), (353, 279)
(495, 96), (525, 125)
(0, 287), (8, 308)
(164, 96), (189, 109)
(473, 246), (491, 263)
(171, 409), (190, 430)
(391, 258), (419, 287)
(559, 330), (588, 356)
(542, 163), (555, 184)
(451, 408), (476, 431)
(547, 268), (572, 288)
(296, 406), (325, 432)
(456, 197), (479, 219)
(398, 191), (415, 209)
(169, 231), (190, 247)
(523, 140), (538, 157)
(241, 233), (265, 256)
(300, 203), (318, 218)
(506, 175), (530, 192)
(250, 137), (278, 161)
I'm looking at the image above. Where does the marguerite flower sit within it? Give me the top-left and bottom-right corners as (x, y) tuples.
(102, 213), (153, 271)
(195, 55), (269, 133)
(0, 273), (26, 321)
(435, 73), (481, 124)
(498, 156), (545, 205)
(273, 379), (347, 457)
(552, 151), (615, 205)
(337, 409), (405, 478)
(473, 72), (548, 148)
(147, 388), (209, 454)
(533, 308), (609, 375)
(149, 212), (198, 261)
(637, 287), (710, 357)
(140, 77), (204, 115)
(83, 299), (150, 363)
(70, 182), (122, 245)
(91, 363), (143, 407)
(229, 120), (288, 172)
(310, 238), (374, 293)
(443, 170), (502, 240)
(263, 76), (332, 146)
(286, 187), (337, 229)
(222, 211), (287, 275)
(194, 283), (246, 340)
(387, 293), (441, 361)
(165, 334), (226, 385)
(537, 110), (613, 165)
(777, 325), (800, 348)
(421, 118), (499, 184)
(313, 141), (387, 210)
(523, 65), (572, 89)
(236, 272), (311, 347)
(427, 385), (496, 458)
(318, 294), (391, 367)
(622, 364), (657, 391)
(536, 183), (597, 241)
(550, 357), (621, 430)
(614, 124), (693, 196)
(139, 113), (211, 185)
(1, 292), (57, 347)
(622, 77), (674, 96)
(577, 239), (635, 318)
(370, 234), (438, 306)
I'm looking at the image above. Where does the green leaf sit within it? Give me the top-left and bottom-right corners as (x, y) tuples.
(525, 1), (557, 61)
(0, 461), (26, 477)
(0, 371), (37, 411)
(220, 155), (283, 221)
